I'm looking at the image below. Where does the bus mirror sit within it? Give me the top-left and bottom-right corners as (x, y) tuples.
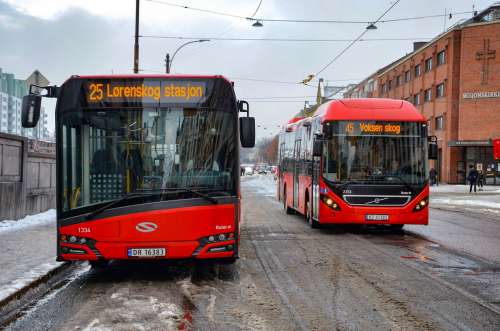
(21, 94), (42, 128)
(313, 140), (323, 157)
(240, 117), (255, 148)
(323, 123), (332, 137)
(428, 143), (438, 160)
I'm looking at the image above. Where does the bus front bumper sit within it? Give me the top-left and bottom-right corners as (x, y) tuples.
(58, 239), (237, 261)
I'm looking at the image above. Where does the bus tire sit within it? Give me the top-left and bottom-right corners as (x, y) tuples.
(219, 257), (237, 265)
(284, 189), (293, 214)
(390, 224), (404, 232)
(306, 199), (320, 229)
(90, 260), (108, 269)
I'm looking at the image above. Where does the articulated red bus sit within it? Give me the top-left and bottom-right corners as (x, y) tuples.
(22, 75), (254, 267)
(278, 98), (437, 229)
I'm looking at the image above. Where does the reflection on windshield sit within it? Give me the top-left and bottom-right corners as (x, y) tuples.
(61, 107), (236, 211)
(323, 131), (427, 185)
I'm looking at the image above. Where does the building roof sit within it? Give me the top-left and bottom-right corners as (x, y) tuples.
(25, 70), (49, 86)
(350, 2), (500, 86)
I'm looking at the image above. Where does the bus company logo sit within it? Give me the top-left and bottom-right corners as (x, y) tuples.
(366, 197), (388, 204)
(135, 222), (158, 233)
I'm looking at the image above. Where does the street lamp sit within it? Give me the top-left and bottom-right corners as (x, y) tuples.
(165, 39), (210, 73)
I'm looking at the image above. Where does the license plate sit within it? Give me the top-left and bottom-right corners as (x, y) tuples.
(128, 248), (166, 257)
(366, 214), (389, 221)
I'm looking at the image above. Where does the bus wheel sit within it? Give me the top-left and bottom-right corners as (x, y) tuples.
(390, 224), (404, 232)
(306, 199), (320, 229)
(284, 190), (293, 214)
(90, 260), (108, 269)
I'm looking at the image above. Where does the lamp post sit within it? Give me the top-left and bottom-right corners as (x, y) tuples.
(165, 39), (210, 73)
(133, 0), (140, 74)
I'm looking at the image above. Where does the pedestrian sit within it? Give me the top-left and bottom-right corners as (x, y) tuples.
(429, 168), (437, 186)
(467, 165), (478, 193)
(478, 170), (485, 191)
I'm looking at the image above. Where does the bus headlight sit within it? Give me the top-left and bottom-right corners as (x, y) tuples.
(321, 195), (341, 211)
(413, 197), (429, 212)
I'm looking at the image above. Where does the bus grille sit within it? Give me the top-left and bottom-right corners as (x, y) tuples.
(343, 195), (411, 207)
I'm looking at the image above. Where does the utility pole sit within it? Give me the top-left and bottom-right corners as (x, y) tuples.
(133, 0), (140, 73)
(165, 53), (170, 73)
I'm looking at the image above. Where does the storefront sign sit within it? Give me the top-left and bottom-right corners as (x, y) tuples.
(462, 91), (500, 99)
(494, 139), (500, 160)
(448, 140), (492, 147)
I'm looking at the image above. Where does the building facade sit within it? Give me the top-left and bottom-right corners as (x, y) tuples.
(0, 68), (52, 141)
(344, 3), (500, 184)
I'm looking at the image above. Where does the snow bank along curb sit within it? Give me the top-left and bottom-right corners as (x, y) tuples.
(431, 198), (500, 211)
(0, 209), (56, 234)
(0, 262), (68, 309)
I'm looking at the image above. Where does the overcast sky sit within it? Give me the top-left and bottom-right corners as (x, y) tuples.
(0, 0), (494, 138)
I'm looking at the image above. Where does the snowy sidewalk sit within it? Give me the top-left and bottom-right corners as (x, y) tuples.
(0, 210), (63, 305)
(430, 184), (500, 216)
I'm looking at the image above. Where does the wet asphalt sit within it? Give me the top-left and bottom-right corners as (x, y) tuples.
(3, 176), (500, 330)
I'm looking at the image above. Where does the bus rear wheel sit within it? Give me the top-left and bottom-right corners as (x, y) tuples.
(283, 190), (293, 214)
(306, 199), (320, 229)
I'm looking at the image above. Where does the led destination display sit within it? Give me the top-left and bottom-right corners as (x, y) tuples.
(84, 79), (209, 105)
(336, 121), (423, 137)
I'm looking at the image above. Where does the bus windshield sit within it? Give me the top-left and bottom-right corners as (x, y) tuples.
(60, 106), (237, 212)
(322, 121), (428, 185)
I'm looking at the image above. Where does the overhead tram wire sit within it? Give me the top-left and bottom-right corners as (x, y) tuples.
(140, 35), (433, 43)
(146, 0), (475, 25)
(313, 0), (402, 78)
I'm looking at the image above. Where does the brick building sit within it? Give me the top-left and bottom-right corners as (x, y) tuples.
(344, 3), (500, 184)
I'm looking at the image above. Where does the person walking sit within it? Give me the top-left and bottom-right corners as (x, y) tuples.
(429, 167), (437, 186)
(478, 170), (485, 191)
(467, 165), (479, 193)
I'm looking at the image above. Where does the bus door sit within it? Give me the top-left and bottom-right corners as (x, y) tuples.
(293, 139), (301, 209)
(279, 142), (285, 200)
(312, 154), (320, 220)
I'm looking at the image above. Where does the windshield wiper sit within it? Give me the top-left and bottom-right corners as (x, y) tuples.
(85, 187), (219, 220)
(85, 192), (154, 220)
(337, 180), (363, 191)
(159, 187), (219, 204)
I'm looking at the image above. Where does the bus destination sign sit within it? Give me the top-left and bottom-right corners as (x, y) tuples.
(343, 121), (402, 136)
(85, 80), (209, 105)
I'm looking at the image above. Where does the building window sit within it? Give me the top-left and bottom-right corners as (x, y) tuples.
(414, 64), (421, 77)
(388, 79), (393, 90)
(436, 83), (445, 97)
(413, 93), (421, 105)
(435, 116), (444, 130)
(437, 50), (446, 65)
(382, 83), (387, 93)
(396, 75), (401, 86)
(404, 70), (411, 82)
(425, 57), (433, 72)
(424, 88), (432, 102)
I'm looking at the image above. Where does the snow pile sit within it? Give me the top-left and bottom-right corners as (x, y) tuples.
(431, 184), (500, 193)
(0, 209), (56, 234)
(431, 198), (500, 213)
(242, 175), (277, 197)
(0, 261), (62, 303)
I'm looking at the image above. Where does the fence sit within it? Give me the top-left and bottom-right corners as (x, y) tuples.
(0, 133), (56, 221)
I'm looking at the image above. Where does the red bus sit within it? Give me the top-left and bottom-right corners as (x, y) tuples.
(277, 98), (437, 229)
(21, 75), (255, 267)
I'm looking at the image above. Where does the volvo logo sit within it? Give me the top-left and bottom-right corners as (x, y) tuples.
(135, 222), (158, 233)
(366, 197), (389, 205)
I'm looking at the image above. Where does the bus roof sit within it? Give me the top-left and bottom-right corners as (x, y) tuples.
(66, 74), (233, 84)
(314, 98), (426, 122)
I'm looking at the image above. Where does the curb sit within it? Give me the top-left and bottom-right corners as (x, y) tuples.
(0, 262), (69, 310)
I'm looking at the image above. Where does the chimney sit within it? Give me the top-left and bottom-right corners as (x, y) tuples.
(413, 42), (427, 52)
